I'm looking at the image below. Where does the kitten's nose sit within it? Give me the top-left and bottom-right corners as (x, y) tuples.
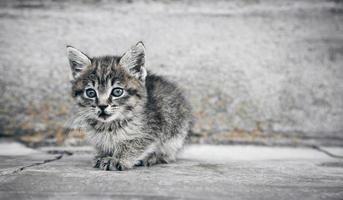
(98, 105), (108, 111)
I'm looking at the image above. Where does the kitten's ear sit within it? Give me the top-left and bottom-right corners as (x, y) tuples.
(119, 41), (147, 81)
(66, 46), (91, 79)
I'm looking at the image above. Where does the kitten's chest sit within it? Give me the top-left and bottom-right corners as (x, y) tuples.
(86, 123), (141, 154)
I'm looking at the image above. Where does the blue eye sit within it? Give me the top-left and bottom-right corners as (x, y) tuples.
(111, 88), (124, 97)
(85, 88), (96, 98)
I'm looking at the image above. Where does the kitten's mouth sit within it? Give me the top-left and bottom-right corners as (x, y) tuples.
(98, 112), (111, 120)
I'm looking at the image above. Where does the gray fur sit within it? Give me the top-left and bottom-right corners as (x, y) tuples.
(66, 42), (192, 170)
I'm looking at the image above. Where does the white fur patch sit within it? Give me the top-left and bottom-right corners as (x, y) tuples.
(160, 135), (186, 161)
(86, 119), (143, 155)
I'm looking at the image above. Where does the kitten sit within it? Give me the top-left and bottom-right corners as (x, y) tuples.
(66, 42), (192, 171)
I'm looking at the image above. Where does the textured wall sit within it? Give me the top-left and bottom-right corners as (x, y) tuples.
(0, 0), (342, 146)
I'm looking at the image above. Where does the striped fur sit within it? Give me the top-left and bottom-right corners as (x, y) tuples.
(67, 42), (192, 170)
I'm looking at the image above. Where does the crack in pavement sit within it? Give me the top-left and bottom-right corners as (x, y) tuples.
(309, 145), (343, 159)
(1, 151), (73, 175)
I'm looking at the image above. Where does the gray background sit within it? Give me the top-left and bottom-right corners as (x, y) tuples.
(0, 0), (342, 146)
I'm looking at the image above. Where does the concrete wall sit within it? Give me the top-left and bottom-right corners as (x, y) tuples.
(0, 0), (342, 146)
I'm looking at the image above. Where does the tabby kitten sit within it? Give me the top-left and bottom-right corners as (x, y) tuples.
(66, 42), (192, 171)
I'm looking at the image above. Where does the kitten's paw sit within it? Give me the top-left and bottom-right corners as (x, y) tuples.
(141, 153), (169, 167)
(98, 157), (117, 171)
(99, 157), (110, 170)
(114, 161), (130, 171)
(93, 156), (103, 168)
(95, 157), (132, 171)
(143, 154), (157, 167)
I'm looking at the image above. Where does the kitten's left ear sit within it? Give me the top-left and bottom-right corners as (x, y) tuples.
(119, 41), (147, 81)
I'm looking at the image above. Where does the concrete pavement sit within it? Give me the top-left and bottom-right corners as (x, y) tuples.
(0, 142), (342, 200)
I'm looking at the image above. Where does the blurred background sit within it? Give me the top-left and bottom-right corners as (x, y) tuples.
(0, 0), (342, 147)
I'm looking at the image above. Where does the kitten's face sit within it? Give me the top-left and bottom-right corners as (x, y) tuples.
(67, 42), (147, 123)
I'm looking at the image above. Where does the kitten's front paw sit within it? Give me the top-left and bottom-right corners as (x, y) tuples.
(99, 157), (118, 171)
(93, 156), (103, 168)
(95, 156), (131, 171)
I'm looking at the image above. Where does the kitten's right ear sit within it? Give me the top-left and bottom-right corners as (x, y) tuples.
(66, 46), (91, 79)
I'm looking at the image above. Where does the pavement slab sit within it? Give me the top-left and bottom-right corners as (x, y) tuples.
(0, 142), (343, 200)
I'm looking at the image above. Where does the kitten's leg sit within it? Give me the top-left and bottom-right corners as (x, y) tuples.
(117, 139), (156, 170)
(159, 135), (186, 163)
(140, 152), (168, 167)
(100, 138), (156, 171)
(93, 147), (119, 169)
(140, 135), (186, 167)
